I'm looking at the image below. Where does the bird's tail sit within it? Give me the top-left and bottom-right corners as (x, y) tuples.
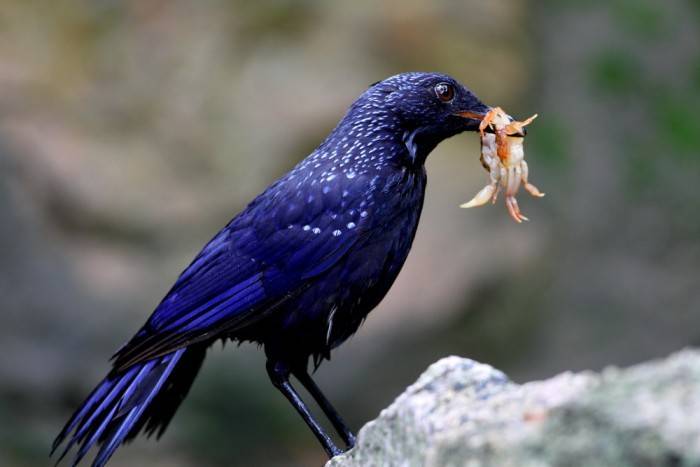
(52, 345), (206, 467)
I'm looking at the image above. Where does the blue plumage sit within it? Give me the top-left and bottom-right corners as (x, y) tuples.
(53, 72), (489, 465)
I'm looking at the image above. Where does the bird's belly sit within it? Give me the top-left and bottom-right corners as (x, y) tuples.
(271, 199), (423, 361)
(324, 233), (415, 345)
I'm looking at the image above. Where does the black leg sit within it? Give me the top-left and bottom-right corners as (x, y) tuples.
(266, 360), (342, 458)
(292, 367), (356, 448)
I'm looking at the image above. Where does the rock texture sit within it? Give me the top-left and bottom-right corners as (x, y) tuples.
(327, 350), (700, 467)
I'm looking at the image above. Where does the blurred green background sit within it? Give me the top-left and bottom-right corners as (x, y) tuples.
(1, 0), (699, 466)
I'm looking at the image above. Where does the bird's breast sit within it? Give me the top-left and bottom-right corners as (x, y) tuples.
(295, 166), (427, 351)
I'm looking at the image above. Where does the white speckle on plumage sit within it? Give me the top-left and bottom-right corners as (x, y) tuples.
(347, 222), (356, 229)
(360, 211), (368, 218)
(312, 227), (321, 234)
(322, 186), (331, 194)
(332, 229), (342, 237)
(303, 225), (311, 231)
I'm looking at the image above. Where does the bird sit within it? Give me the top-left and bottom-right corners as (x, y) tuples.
(52, 71), (491, 466)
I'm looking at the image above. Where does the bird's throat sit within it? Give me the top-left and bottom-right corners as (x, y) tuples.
(402, 128), (440, 166)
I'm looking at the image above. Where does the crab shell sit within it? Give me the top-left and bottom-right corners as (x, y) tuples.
(480, 108), (537, 164)
(481, 133), (525, 168)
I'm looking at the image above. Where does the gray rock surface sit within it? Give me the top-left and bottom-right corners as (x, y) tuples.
(327, 350), (700, 467)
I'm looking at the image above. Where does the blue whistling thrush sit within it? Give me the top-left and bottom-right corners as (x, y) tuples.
(52, 72), (491, 466)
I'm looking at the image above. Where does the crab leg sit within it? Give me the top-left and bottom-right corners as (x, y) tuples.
(490, 185), (501, 204)
(506, 165), (522, 197)
(460, 183), (498, 209)
(521, 161), (545, 198)
(461, 160), (502, 208)
(505, 195), (528, 223)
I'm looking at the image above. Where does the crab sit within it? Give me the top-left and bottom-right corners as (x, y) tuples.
(460, 107), (544, 223)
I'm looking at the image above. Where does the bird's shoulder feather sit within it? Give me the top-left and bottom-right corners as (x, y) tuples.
(111, 173), (372, 369)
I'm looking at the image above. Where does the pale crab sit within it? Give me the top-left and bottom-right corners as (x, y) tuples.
(460, 107), (544, 223)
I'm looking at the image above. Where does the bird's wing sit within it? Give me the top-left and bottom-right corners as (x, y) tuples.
(111, 175), (368, 370)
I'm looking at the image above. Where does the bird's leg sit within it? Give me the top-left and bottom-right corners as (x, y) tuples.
(266, 360), (342, 458)
(292, 367), (356, 449)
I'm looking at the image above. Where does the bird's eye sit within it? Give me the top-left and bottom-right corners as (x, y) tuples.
(434, 82), (455, 102)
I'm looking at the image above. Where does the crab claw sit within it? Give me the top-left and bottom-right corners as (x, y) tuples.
(478, 106), (509, 137)
(461, 183), (497, 209)
(505, 114), (538, 136)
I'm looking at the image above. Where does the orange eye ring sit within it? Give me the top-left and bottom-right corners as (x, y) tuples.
(434, 82), (455, 102)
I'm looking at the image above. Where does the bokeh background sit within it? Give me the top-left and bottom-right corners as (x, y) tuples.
(1, 0), (699, 465)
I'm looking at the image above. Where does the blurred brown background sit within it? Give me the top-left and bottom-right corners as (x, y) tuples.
(1, 0), (699, 466)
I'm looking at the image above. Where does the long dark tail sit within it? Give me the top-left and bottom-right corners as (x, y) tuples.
(52, 345), (206, 467)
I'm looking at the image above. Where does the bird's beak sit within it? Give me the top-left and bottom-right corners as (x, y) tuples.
(453, 107), (491, 132)
(454, 110), (489, 121)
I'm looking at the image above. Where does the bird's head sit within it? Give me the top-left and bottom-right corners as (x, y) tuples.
(348, 72), (491, 164)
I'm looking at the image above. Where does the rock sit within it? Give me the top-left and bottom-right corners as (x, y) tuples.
(327, 350), (700, 467)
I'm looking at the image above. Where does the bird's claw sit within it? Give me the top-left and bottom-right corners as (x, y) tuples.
(461, 107), (544, 223)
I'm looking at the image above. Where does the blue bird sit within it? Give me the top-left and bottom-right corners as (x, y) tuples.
(52, 71), (491, 466)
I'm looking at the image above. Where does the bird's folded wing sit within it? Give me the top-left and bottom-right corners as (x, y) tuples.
(111, 204), (365, 371)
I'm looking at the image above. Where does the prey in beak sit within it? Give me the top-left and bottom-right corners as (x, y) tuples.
(459, 107), (544, 223)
